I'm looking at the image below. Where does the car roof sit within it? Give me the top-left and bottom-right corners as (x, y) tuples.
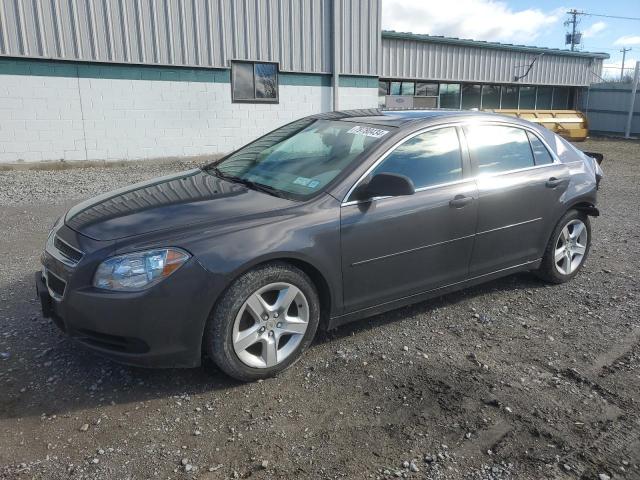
(309, 108), (539, 130)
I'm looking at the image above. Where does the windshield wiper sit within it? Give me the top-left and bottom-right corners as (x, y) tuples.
(208, 166), (284, 198)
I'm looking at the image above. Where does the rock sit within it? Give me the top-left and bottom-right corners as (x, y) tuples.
(409, 461), (419, 472)
(505, 406), (513, 413)
(194, 430), (201, 436)
(402, 460), (410, 468)
(260, 460), (269, 469)
(91, 458), (99, 464)
(563, 464), (571, 471)
(424, 455), (434, 463)
(79, 423), (89, 432)
(598, 474), (611, 480)
(181, 458), (189, 466)
(184, 464), (193, 472)
(402, 346), (409, 351)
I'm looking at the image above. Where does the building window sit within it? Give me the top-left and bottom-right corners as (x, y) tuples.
(481, 85), (501, 109)
(536, 86), (553, 109)
(416, 82), (439, 96)
(379, 81), (389, 107)
(390, 81), (415, 96)
(379, 81), (390, 96)
(461, 84), (482, 109)
(501, 86), (519, 108)
(400, 82), (415, 95)
(519, 86), (536, 109)
(232, 61), (278, 103)
(552, 87), (570, 109)
(439, 83), (461, 109)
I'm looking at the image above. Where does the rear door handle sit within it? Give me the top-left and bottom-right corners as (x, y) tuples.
(449, 195), (473, 208)
(545, 177), (566, 188)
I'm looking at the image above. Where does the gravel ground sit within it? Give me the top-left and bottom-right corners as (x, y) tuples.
(0, 138), (639, 480)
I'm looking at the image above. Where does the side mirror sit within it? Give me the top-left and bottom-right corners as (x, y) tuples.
(356, 172), (415, 200)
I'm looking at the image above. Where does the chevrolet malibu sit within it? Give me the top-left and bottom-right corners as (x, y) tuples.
(36, 110), (603, 381)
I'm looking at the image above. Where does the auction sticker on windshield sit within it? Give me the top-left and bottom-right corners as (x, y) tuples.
(347, 126), (389, 138)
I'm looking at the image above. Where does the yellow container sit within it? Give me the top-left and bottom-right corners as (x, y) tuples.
(483, 109), (589, 142)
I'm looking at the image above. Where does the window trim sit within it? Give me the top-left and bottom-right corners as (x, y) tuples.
(341, 121), (559, 207)
(231, 60), (279, 104)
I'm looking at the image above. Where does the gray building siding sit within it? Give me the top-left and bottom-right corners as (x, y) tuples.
(381, 35), (604, 87)
(0, 0), (380, 76)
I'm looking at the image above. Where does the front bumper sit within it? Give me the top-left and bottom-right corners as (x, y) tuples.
(35, 256), (218, 368)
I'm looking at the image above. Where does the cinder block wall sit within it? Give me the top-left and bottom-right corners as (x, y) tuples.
(0, 59), (378, 163)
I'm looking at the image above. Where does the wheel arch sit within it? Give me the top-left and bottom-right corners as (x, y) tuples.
(216, 254), (335, 330)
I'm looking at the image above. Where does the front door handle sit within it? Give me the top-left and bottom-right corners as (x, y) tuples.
(449, 194), (473, 208)
(545, 177), (566, 188)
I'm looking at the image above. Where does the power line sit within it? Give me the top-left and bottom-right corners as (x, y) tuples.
(581, 12), (640, 21)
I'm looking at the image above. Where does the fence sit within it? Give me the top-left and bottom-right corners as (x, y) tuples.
(582, 65), (640, 137)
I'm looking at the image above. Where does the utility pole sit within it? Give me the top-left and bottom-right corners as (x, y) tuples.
(620, 47), (632, 81)
(567, 8), (578, 52)
(624, 61), (639, 138)
(566, 9), (579, 51)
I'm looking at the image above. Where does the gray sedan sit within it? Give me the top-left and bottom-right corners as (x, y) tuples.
(36, 110), (603, 381)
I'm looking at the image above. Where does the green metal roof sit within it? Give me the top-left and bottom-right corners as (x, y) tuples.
(382, 31), (610, 60)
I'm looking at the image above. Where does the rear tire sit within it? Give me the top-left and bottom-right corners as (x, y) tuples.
(204, 262), (320, 381)
(536, 209), (591, 284)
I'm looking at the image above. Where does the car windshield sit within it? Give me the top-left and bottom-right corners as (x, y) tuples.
(205, 118), (392, 199)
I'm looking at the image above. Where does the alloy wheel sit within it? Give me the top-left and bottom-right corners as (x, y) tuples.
(232, 282), (309, 368)
(554, 219), (588, 275)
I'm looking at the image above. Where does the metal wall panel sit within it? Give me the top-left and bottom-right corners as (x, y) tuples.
(381, 37), (603, 86)
(582, 84), (640, 134)
(0, 0), (380, 75)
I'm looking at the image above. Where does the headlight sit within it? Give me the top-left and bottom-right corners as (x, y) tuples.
(48, 216), (63, 239)
(93, 248), (190, 291)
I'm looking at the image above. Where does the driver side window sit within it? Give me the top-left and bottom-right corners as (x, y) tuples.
(371, 127), (463, 189)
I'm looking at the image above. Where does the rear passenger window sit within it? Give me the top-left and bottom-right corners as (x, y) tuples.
(465, 125), (534, 175)
(527, 131), (554, 165)
(372, 127), (462, 189)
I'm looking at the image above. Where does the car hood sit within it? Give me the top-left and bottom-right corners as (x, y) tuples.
(65, 169), (295, 241)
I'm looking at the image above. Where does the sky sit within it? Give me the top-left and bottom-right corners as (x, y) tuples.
(382, 0), (640, 80)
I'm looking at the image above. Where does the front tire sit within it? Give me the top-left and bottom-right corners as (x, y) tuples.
(537, 209), (591, 284)
(204, 262), (320, 381)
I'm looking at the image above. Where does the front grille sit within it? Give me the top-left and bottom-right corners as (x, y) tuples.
(45, 270), (66, 298)
(53, 236), (84, 264)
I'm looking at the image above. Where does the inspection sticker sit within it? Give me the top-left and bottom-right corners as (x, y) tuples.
(293, 176), (312, 186)
(347, 125), (389, 138)
(293, 177), (322, 189)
